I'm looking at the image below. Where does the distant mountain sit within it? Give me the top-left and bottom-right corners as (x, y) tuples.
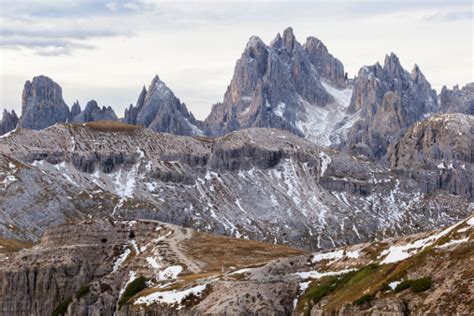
(71, 100), (118, 123)
(18, 75), (70, 130)
(439, 82), (474, 115)
(1, 214), (472, 315)
(124, 75), (205, 136)
(0, 109), (18, 136)
(205, 27), (350, 144)
(343, 55), (439, 159)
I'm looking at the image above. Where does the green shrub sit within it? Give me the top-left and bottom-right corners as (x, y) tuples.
(75, 284), (91, 299)
(394, 280), (413, 293)
(411, 277), (432, 293)
(52, 297), (72, 316)
(353, 294), (373, 306)
(380, 282), (391, 292)
(118, 276), (148, 308)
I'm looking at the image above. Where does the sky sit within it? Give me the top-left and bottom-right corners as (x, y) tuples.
(0, 0), (472, 119)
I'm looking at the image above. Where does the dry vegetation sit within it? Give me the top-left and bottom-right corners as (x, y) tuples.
(70, 121), (140, 133)
(183, 231), (307, 273)
(0, 236), (34, 253)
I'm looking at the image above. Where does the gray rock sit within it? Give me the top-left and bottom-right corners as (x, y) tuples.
(387, 113), (473, 199)
(68, 100), (81, 122)
(125, 76), (205, 136)
(0, 109), (18, 136)
(344, 53), (438, 160)
(304, 36), (346, 88)
(18, 75), (70, 130)
(439, 82), (474, 114)
(205, 27), (338, 137)
(0, 124), (470, 250)
(72, 100), (118, 123)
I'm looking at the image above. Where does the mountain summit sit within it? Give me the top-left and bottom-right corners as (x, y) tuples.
(124, 75), (205, 136)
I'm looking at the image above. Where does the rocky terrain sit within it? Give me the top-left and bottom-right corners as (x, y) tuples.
(387, 113), (473, 198)
(0, 120), (471, 251)
(0, 214), (472, 315)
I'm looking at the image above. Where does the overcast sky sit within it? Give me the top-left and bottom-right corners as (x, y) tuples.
(0, 0), (472, 119)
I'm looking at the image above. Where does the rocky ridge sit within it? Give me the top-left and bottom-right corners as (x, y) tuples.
(0, 214), (472, 315)
(0, 121), (471, 250)
(439, 82), (474, 115)
(71, 100), (118, 123)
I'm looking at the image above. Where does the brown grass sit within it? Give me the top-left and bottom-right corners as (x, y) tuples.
(0, 236), (34, 253)
(71, 121), (140, 133)
(183, 231), (307, 273)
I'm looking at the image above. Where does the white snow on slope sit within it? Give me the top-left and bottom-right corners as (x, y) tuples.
(379, 219), (465, 264)
(134, 284), (207, 308)
(295, 268), (355, 280)
(113, 248), (131, 271)
(295, 81), (355, 146)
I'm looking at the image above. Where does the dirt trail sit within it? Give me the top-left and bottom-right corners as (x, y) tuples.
(166, 224), (202, 273)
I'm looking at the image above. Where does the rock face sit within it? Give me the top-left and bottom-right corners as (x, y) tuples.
(18, 75), (70, 130)
(344, 55), (438, 159)
(0, 215), (472, 315)
(71, 100), (118, 123)
(124, 76), (205, 136)
(0, 109), (18, 136)
(0, 122), (470, 250)
(68, 101), (82, 122)
(387, 113), (473, 198)
(205, 27), (351, 142)
(439, 83), (474, 114)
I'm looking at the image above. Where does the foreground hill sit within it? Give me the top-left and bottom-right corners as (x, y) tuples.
(0, 215), (472, 315)
(0, 120), (471, 251)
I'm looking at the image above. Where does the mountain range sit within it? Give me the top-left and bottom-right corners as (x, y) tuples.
(0, 27), (472, 315)
(1, 28), (472, 160)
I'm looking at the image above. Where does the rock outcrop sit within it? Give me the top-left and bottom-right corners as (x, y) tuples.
(124, 76), (204, 136)
(344, 54), (438, 159)
(71, 100), (118, 123)
(387, 113), (473, 199)
(205, 27), (349, 141)
(0, 109), (18, 136)
(18, 75), (70, 130)
(439, 82), (474, 115)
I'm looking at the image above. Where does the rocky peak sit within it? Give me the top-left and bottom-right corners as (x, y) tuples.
(304, 36), (346, 88)
(345, 53), (438, 160)
(127, 75), (205, 136)
(71, 100), (118, 123)
(18, 75), (70, 130)
(0, 109), (19, 136)
(205, 27), (336, 138)
(124, 86), (147, 125)
(439, 82), (474, 115)
(68, 101), (81, 122)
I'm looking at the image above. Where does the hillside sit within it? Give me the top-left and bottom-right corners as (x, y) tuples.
(0, 121), (470, 251)
(0, 215), (472, 315)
